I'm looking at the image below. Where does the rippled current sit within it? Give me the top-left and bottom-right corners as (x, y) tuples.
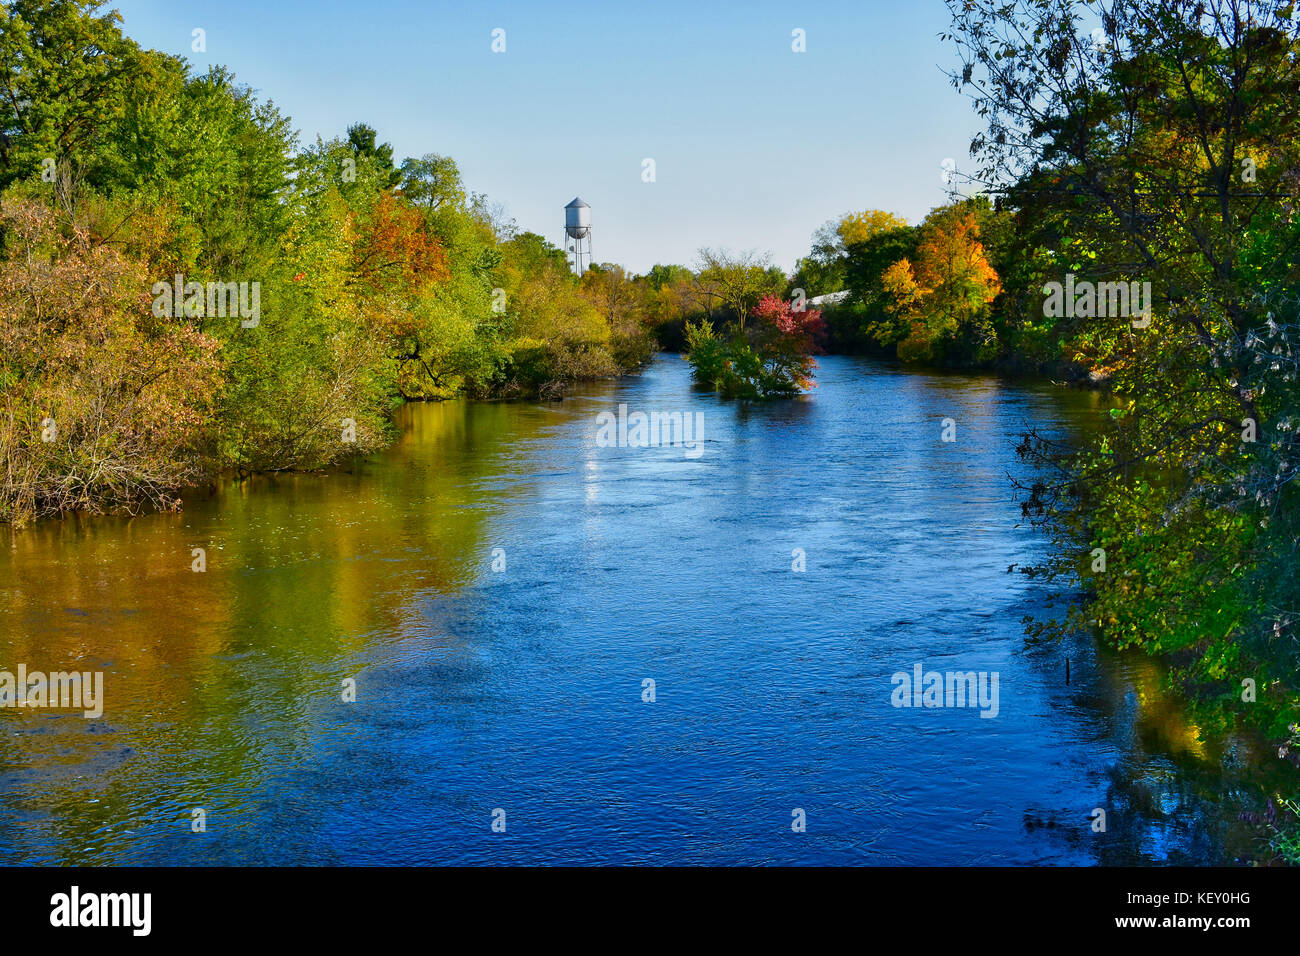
(0, 355), (1289, 865)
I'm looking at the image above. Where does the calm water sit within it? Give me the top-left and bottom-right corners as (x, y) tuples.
(0, 355), (1290, 865)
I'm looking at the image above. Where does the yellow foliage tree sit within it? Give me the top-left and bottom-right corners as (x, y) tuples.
(837, 209), (910, 250)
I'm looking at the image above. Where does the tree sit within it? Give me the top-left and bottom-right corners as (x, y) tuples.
(684, 293), (824, 398)
(0, 0), (146, 193)
(580, 264), (656, 369)
(694, 248), (784, 330)
(0, 197), (222, 523)
(399, 153), (466, 215)
(346, 122), (400, 187)
(837, 209), (910, 250)
(877, 203), (1001, 361)
(350, 192), (449, 301)
(947, 0), (1300, 746)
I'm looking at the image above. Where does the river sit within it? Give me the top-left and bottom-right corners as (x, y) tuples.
(0, 354), (1289, 864)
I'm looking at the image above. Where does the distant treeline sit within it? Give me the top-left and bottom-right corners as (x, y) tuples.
(787, 200), (1052, 372)
(645, 198), (1104, 381)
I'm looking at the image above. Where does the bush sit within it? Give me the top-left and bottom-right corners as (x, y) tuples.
(0, 197), (223, 524)
(684, 296), (824, 399)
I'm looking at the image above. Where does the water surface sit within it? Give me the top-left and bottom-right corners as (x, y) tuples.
(0, 355), (1288, 864)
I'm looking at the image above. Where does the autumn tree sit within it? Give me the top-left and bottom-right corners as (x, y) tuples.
(837, 209), (911, 250)
(350, 192), (449, 302)
(0, 198), (222, 523)
(877, 203), (1001, 361)
(580, 264), (657, 369)
(685, 291), (824, 399)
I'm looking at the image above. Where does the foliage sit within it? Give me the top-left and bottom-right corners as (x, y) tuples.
(581, 264), (658, 370)
(0, 197), (222, 523)
(876, 203), (1002, 362)
(946, 0), (1300, 810)
(684, 294), (824, 399)
(693, 247), (785, 330)
(0, 0), (647, 522)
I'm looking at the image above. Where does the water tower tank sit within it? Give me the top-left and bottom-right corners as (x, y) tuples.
(564, 197), (590, 239)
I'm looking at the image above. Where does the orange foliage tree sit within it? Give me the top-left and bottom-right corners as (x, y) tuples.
(349, 192), (449, 336)
(879, 204), (1001, 361)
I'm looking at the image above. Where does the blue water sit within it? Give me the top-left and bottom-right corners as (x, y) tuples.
(0, 356), (1272, 864)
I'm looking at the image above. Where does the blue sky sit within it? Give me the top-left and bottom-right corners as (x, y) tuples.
(108, 0), (980, 274)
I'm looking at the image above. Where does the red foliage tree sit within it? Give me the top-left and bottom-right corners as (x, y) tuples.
(350, 193), (449, 297)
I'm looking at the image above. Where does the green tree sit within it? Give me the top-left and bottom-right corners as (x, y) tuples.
(0, 0), (146, 194)
(346, 122), (400, 187)
(948, 0), (1300, 750)
(694, 248), (785, 330)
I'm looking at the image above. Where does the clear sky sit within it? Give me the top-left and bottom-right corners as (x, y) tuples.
(107, 0), (980, 274)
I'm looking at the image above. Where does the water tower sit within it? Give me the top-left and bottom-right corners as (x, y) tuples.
(564, 197), (592, 275)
